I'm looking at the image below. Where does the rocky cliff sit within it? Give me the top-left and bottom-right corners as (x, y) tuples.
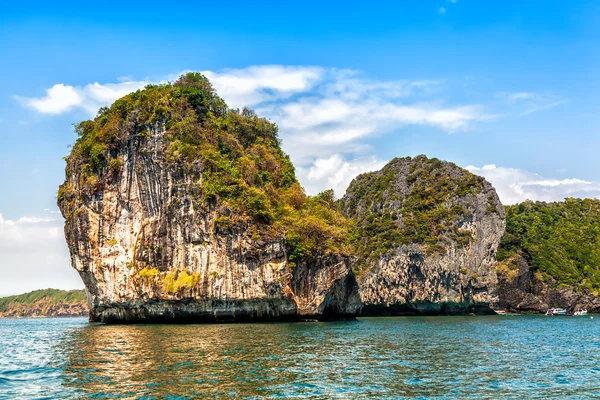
(341, 156), (506, 315)
(58, 73), (360, 323)
(497, 199), (600, 313)
(497, 256), (600, 313)
(0, 289), (88, 318)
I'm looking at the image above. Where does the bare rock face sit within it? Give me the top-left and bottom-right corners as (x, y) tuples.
(341, 156), (506, 315)
(58, 76), (360, 323)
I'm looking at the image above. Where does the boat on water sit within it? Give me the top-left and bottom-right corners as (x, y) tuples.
(545, 308), (589, 316)
(545, 308), (567, 316)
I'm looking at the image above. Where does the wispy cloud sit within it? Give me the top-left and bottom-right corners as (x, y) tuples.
(16, 66), (325, 116)
(203, 65), (324, 109)
(503, 91), (568, 116)
(466, 164), (600, 205)
(510, 92), (535, 100)
(519, 99), (568, 116)
(16, 65), (493, 196)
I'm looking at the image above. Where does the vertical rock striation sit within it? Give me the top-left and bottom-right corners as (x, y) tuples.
(58, 74), (360, 323)
(341, 156), (506, 315)
(57, 73), (512, 323)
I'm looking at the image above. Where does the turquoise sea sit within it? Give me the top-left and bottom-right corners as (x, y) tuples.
(1, 316), (599, 399)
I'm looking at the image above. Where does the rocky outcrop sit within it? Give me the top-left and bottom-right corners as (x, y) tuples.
(60, 127), (359, 323)
(497, 256), (600, 313)
(57, 74), (515, 323)
(58, 77), (360, 323)
(341, 156), (506, 315)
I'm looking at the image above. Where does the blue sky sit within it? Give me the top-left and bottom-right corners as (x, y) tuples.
(0, 0), (599, 295)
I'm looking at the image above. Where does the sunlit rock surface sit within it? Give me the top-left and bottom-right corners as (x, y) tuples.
(341, 156), (506, 315)
(58, 78), (360, 323)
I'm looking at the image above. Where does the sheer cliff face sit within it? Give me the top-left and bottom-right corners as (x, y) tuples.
(58, 75), (360, 323)
(341, 156), (506, 315)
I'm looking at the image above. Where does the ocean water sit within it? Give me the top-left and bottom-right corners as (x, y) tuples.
(1, 316), (599, 399)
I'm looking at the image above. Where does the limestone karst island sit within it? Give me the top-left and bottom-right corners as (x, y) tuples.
(3, 3), (600, 398)
(50, 73), (600, 323)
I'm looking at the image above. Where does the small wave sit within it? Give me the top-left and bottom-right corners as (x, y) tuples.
(1, 366), (52, 377)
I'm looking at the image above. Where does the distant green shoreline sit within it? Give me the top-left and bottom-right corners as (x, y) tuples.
(0, 289), (88, 318)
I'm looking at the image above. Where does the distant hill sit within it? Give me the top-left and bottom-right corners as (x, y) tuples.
(0, 289), (88, 318)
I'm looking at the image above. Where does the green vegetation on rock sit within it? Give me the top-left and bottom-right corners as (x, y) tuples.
(59, 72), (352, 272)
(0, 289), (86, 313)
(499, 198), (600, 292)
(343, 155), (500, 277)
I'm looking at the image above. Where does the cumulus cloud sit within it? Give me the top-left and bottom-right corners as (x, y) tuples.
(15, 84), (83, 114)
(203, 65), (324, 108)
(466, 165), (600, 205)
(16, 66), (324, 116)
(16, 80), (150, 115)
(297, 154), (387, 197)
(0, 212), (81, 296)
(17, 65), (492, 195)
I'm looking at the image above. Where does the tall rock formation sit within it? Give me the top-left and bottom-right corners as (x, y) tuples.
(58, 73), (360, 323)
(341, 156), (506, 315)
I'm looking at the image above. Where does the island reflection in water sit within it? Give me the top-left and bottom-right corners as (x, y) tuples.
(46, 316), (600, 398)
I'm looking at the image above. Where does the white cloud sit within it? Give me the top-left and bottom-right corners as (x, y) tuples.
(263, 98), (485, 166)
(16, 80), (149, 115)
(520, 100), (568, 116)
(0, 212), (81, 296)
(297, 155), (387, 197)
(504, 91), (568, 116)
(17, 65), (492, 196)
(251, 68), (488, 168)
(17, 66), (324, 116)
(510, 92), (535, 100)
(203, 65), (324, 108)
(82, 81), (149, 110)
(439, 7), (447, 14)
(16, 84), (83, 114)
(466, 165), (600, 205)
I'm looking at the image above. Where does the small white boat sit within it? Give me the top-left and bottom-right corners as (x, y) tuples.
(573, 309), (588, 316)
(545, 308), (567, 316)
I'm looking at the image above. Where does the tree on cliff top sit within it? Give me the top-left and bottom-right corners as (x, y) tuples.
(59, 72), (352, 262)
(341, 155), (502, 277)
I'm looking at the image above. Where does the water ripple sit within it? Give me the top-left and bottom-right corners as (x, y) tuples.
(1, 316), (600, 398)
